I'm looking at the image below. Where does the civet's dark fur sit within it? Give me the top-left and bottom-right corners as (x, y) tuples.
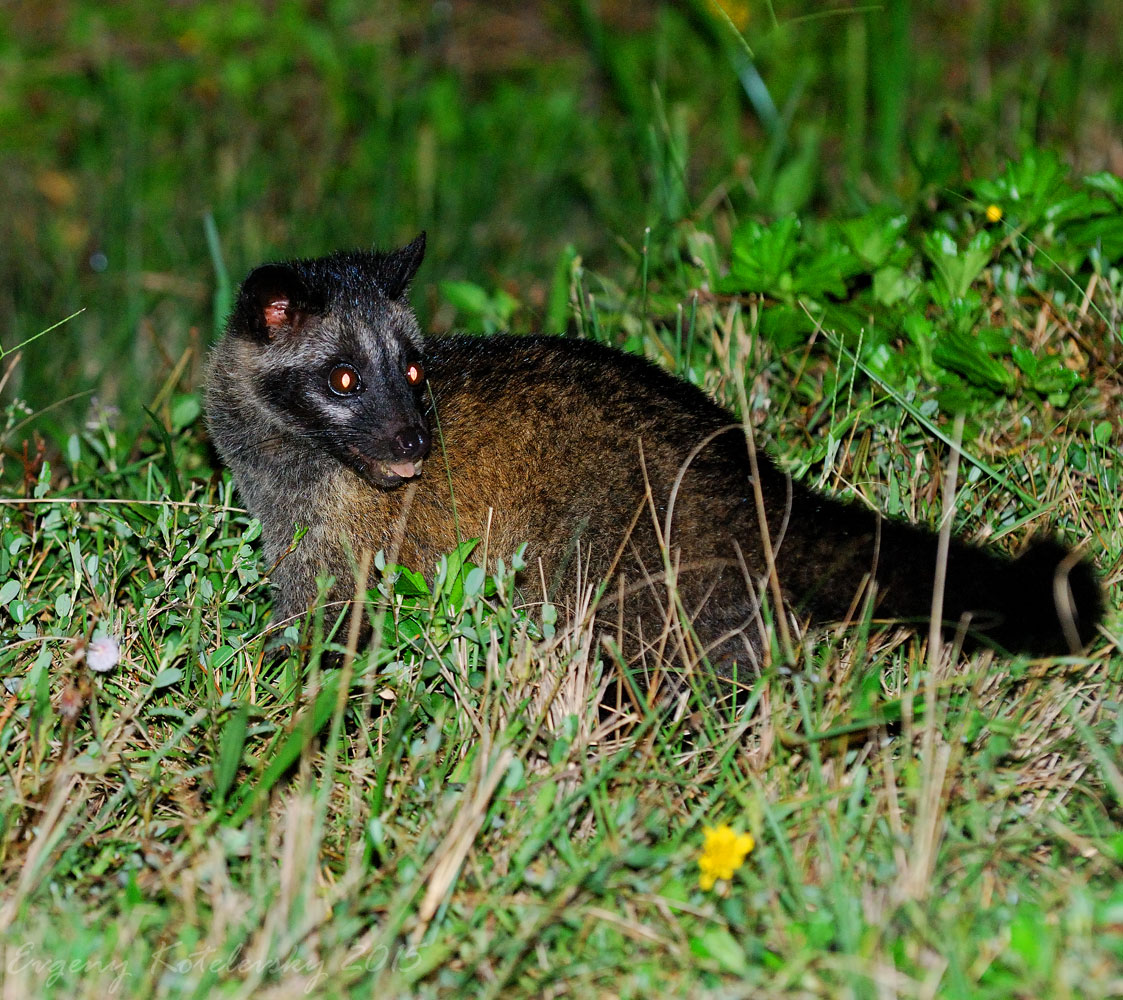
(205, 234), (1101, 676)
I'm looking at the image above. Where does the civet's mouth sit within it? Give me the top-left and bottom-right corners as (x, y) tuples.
(347, 446), (424, 486)
(380, 459), (423, 480)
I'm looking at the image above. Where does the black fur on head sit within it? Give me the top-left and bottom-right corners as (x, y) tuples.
(377, 231), (427, 300)
(212, 234), (432, 489)
(230, 233), (427, 342)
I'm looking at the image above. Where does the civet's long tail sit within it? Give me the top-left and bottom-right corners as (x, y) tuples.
(776, 487), (1100, 656)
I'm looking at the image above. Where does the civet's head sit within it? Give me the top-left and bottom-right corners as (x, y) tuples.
(217, 234), (430, 487)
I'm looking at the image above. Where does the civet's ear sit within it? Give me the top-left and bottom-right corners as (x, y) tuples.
(233, 263), (322, 341)
(378, 232), (426, 300)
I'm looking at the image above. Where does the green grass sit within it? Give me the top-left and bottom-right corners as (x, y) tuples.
(2, 2), (1123, 997)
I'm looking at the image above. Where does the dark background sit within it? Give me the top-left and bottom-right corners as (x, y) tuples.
(2, 0), (1120, 429)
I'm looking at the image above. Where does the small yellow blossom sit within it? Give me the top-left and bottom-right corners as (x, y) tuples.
(985, 204), (1003, 223)
(698, 824), (754, 890)
(707, 0), (751, 32)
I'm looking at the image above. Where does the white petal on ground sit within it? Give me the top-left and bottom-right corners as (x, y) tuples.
(86, 635), (121, 673)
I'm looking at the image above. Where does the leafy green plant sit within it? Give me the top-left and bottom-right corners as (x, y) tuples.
(438, 281), (520, 335)
(718, 154), (1115, 411)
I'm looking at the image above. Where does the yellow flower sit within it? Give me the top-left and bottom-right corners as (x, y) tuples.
(985, 204), (1003, 223)
(707, 0), (751, 32)
(698, 824), (755, 890)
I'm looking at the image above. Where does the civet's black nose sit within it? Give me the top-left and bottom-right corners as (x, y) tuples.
(391, 427), (428, 459)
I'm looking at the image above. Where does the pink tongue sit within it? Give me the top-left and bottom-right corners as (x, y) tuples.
(389, 461), (418, 478)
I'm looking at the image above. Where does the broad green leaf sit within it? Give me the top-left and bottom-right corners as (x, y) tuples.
(840, 212), (908, 267)
(170, 394), (202, 431)
(153, 668), (184, 690)
(932, 328), (1015, 394)
(213, 703), (250, 802)
(923, 228), (994, 300)
(228, 671), (341, 825)
(689, 927), (750, 976)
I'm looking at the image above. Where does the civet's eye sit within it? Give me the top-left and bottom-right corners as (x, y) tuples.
(406, 361), (425, 386)
(329, 364), (361, 395)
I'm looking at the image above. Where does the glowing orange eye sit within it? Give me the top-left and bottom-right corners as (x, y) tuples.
(329, 364), (360, 395)
(406, 362), (425, 386)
